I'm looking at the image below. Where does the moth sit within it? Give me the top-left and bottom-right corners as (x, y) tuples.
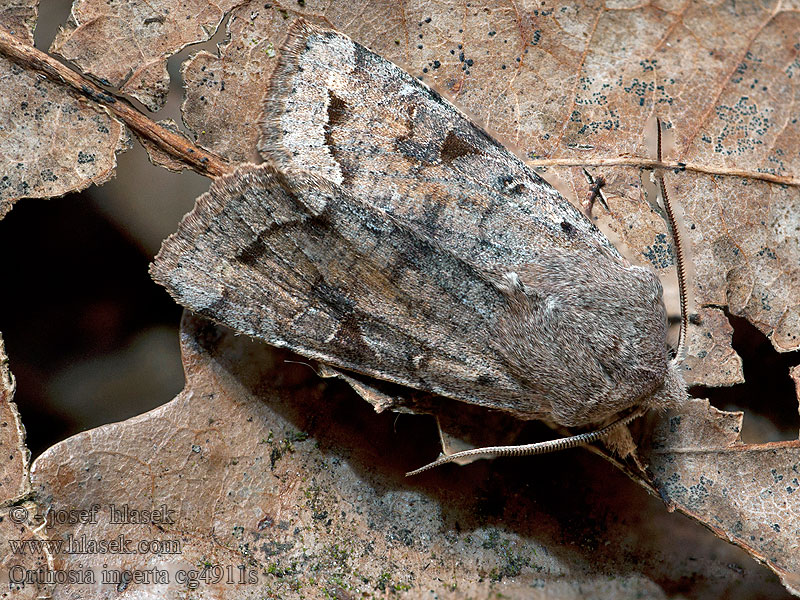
(151, 20), (686, 474)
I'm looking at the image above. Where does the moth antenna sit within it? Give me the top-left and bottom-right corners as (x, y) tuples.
(405, 408), (645, 477)
(655, 118), (689, 363)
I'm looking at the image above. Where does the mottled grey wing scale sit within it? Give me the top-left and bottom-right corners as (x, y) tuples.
(151, 165), (554, 421)
(154, 21), (679, 431)
(258, 21), (620, 272)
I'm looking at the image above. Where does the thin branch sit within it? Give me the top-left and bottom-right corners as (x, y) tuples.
(0, 27), (231, 179)
(526, 156), (800, 188)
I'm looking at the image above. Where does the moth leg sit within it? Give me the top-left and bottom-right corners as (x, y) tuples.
(581, 168), (609, 216)
(435, 417), (483, 466)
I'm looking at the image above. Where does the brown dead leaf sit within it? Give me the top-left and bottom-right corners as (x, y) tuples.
(677, 173), (799, 354)
(23, 313), (789, 598)
(542, 4), (800, 375)
(0, 334), (29, 504)
(680, 306), (743, 387)
(2, 2), (799, 596)
(0, 334), (46, 598)
(0, 9), (131, 219)
(636, 396), (800, 595)
(0, 0), (36, 44)
(0, 501), (51, 599)
(793, 365), (800, 420)
(50, 0), (244, 111)
(179, 7), (281, 164)
(0, 56), (130, 216)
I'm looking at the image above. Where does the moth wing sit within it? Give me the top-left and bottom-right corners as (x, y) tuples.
(259, 20), (620, 273)
(258, 22), (681, 428)
(151, 163), (552, 421)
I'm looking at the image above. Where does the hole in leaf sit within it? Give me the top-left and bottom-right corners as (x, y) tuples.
(689, 312), (800, 443)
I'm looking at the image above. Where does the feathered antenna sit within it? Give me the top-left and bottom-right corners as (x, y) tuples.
(656, 118), (689, 363)
(406, 408), (644, 476)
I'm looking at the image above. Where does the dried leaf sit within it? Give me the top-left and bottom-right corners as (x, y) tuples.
(0, 0), (36, 44)
(682, 306), (744, 387)
(25, 313), (787, 598)
(640, 397), (800, 595)
(181, 4), (289, 163)
(0, 14), (131, 218)
(792, 365), (800, 419)
(0, 500), (51, 598)
(542, 4), (800, 374)
(0, 333), (29, 504)
(0, 334), (44, 597)
(50, 0), (244, 111)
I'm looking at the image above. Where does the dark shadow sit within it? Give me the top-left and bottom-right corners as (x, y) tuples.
(0, 194), (184, 457)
